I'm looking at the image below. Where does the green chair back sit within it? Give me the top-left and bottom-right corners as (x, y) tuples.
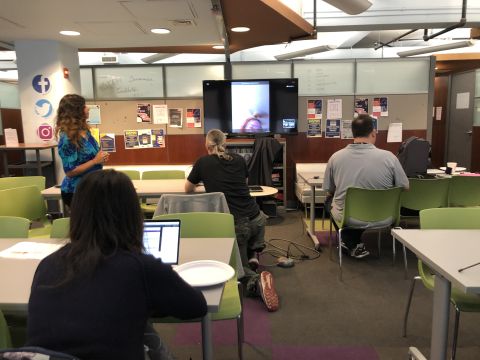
(0, 176), (45, 191)
(0, 309), (12, 349)
(401, 178), (450, 211)
(119, 170), (141, 180)
(448, 176), (480, 207)
(0, 216), (30, 238)
(50, 217), (70, 238)
(141, 170), (185, 180)
(341, 187), (403, 228)
(420, 207), (480, 229)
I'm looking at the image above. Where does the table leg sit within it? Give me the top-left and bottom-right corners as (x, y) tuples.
(430, 274), (451, 360)
(201, 313), (213, 360)
(306, 184), (320, 249)
(51, 147), (57, 182)
(35, 149), (41, 176)
(1, 151), (8, 177)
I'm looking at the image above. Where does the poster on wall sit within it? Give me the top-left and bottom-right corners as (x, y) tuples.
(371, 116), (378, 131)
(307, 118), (322, 137)
(153, 104), (168, 124)
(325, 119), (341, 138)
(124, 130), (139, 149)
(86, 105), (101, 125)
(354, 98), (368, 115)
(341, 120), (353, 139)
(327, 99), (342, 119)
(152, 129), (165, 148)
(90, 127), (100, 145)
(387, 123), (403, 143)
(138, 129), (153, 148)
(168, 108), (183, 127)
(100, 133), (116, 152)
(186, 108), (202, 128)
(137, 103), (152, 123)
(372, 97), (388, 117)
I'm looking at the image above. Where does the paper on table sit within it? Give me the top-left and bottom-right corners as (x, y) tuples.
(0, 242), (63, 259)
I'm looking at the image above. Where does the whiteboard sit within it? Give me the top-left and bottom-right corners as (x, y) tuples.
(80, 68), (94, 99)
(95, 67), (164, 99)
(232, 63), (291, 79)
(356, 58), (430, 94)
(165, 64), (224, 97)
(294, 61), (355, 96)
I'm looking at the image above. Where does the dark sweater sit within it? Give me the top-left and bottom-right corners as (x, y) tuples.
(27, 245), (207, 360)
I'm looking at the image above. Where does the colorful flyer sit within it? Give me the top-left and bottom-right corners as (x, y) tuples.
(186, 108), (201, 128)
(168, 108), (183, 127)
(341, 120), (353, 139)
(86, 105), (101, 125)
(90, 127), (100, 145)
(137, 103), (152, 123)
(372, 97), (388, 117)
(100, 133), (116, 152)
(307, 99), (322, 120)
(354, 98), (368, 115)
(124, 130), (139, 149)
(138, 129), (153, 148)
(325, 119), (341, 138)
(307, 118), (322, 137)
(152, 129), (165, 148)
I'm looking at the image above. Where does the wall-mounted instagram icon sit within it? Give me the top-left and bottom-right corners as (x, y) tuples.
(37, 123), (54, 141)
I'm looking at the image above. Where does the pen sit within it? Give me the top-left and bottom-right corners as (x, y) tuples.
(458, 261), (480, 272)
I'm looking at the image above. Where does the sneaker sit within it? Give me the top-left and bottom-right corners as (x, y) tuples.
(248, 257), (259, 271)
(258, 271), (279, 312)
(340, 240), (349, 251)
(350, 243), (370, 259)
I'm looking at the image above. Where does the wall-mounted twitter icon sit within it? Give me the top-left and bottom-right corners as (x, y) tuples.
(34, 99), (53, 118)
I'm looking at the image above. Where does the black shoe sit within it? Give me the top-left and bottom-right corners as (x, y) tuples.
(350, 243), (370, 259)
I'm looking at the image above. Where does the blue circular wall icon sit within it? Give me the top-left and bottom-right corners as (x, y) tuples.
(32, 74), (51, 94)
(34, 99), (53, 118)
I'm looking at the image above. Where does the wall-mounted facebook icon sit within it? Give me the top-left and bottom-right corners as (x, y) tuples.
(32, 74), (51, 94)
(35, 99), (53, 118)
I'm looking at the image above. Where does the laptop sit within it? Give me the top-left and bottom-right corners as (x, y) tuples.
(248, 185), (263, 192)
(143, 219), (181, 265)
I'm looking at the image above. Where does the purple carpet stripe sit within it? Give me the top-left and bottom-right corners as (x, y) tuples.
(173, 298), (271, 346)
(315, 231), (337, 246)
(272, 345), (379, 360)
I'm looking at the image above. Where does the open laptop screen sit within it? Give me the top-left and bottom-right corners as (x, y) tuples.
(143, 220), (181, 265)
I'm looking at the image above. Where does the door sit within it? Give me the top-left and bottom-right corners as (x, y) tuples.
(447, 71), (475, 169)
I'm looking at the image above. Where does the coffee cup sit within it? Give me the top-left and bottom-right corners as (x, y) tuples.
(447, 162), (457, 173)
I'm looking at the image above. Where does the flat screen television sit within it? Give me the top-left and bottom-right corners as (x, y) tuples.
(203, 78), (298, 136)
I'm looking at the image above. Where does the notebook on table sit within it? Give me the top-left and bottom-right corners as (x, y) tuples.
(143, 219), (181, 265)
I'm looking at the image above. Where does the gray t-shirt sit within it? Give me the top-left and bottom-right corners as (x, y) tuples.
(323, 143), (409, 224)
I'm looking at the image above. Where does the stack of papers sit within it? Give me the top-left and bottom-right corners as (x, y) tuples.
(0, 242), (63, 259)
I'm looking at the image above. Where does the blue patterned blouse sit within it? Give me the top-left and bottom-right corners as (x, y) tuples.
(58, 131), (102, 194)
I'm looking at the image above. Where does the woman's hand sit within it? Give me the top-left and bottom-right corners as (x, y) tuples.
(94, 150), (110, 164)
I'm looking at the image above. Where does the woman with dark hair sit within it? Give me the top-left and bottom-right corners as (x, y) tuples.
(55, 94), (109, 208)
(27, 170), (207, 360)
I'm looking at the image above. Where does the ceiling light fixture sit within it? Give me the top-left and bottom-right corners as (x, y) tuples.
(397, 40), (475, 57)
(322, 0), (372, 15)
(212, 45), (224, 49)
(274, 44), (337, 60)
(150, 28), (171, 34)
(59, 30), (80, 36)
(231, 26), (250, 32)
(141, 53), (178, 64)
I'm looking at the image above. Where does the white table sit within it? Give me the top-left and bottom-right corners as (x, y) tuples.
(297, 172), (324, 249)
(0, 237), (234, 360)
(391, 229), (480, 360)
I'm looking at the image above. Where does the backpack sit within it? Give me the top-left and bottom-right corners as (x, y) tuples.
(397, 136), (430, 177)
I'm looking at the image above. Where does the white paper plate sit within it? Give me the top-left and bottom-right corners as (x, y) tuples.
(175, 260), (235, 287)
(440, 166), (466, 172)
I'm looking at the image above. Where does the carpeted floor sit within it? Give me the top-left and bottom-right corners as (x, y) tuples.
(154, 209), (480, 359)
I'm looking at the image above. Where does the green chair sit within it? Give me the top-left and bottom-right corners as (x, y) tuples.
(0, 216), (30, 238)
(50, 217), (70, 238)
(0, 186), (51, 238)
(141, 170), (186, 216)
(153, 212), (244, 360)
(403, 207), (480, 360)
(448, 176), (480, 207)
(400, 178), (450, 226)
(118, 170), (141, 180)
(330, 187), (403, 280)
(0, 310), (12, 349)
(0, 176), (46, 191)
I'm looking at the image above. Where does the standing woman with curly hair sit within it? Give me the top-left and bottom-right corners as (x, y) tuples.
(55, 94), (109, 209)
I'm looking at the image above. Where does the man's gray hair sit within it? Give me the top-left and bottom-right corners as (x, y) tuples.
(206, 129), (232, 160)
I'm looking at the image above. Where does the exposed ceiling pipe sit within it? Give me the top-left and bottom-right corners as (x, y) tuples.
(374, 29), (419, 50)
(423, 0), (467, 41)
(211, 0), (230, 62)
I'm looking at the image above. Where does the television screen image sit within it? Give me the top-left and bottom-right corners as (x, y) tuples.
(231, 81), (270, 133)
(283, 119), (296, 129)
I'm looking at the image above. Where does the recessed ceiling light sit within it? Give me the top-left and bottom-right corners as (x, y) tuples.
(231, 27), (250, 33)
(151, 28), (171, 34)
(212, 45), (224, 49)
(60, 30), (80, 36)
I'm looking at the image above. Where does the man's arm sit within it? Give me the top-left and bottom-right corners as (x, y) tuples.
(185, 180), (196, 193)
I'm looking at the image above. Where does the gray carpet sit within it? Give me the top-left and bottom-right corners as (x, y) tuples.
(154, 209), (480, 359)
